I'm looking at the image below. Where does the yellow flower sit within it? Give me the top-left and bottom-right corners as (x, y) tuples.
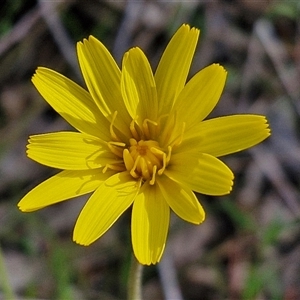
(18, 24), (270, 265)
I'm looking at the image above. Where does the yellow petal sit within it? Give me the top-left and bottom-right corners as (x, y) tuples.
(157, 175), (205, 224)
(173, 64), (227, 130)
(32, 67), (110, 140)
(155, 24), (199, 115)
(132, 181), (170, 265)
(73, 172), (140, 246)
(165, 151), (234, 195)
(180, 115), (271, 157)
(27, 132), (116, 170)
(77, 37), (131, 137)
(18, 169), (113, 212)
(121, 48), (158, 123)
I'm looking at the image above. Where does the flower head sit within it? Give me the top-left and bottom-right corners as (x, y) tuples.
(18, 24), (270, 265)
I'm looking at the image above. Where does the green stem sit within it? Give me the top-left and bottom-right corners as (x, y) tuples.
(127, 255), (143, 300)
(0, 243), (15, 300)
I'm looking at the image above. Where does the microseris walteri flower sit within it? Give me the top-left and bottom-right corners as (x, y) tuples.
(18, 24), (270, 265)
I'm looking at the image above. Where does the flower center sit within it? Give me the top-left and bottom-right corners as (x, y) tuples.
(123, 139), (171, 185)
(104, 111), (183, 185)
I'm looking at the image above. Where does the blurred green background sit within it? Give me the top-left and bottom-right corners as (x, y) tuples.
(1, 0), (300, 299)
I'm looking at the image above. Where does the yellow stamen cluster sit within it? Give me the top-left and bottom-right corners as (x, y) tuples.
(105, 111), (174, 185)
(123, 139), (171, 185)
